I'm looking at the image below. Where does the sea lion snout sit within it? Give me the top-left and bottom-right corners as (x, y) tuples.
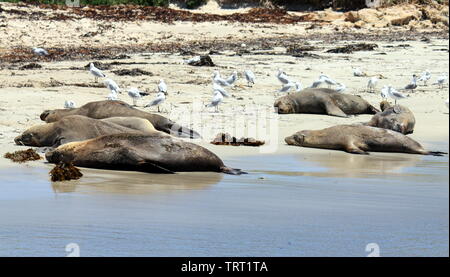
(14, 133), (34, 146)
(285, 133), (305, 146)
(45, 150), (74, 164)
(40, 110), (50, 121)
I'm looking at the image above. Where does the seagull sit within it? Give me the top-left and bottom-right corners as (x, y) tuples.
(244, 70), (255, 87)
(158, 79), (168, 95)
(127, 87), (145, 106)
(90, 63), (106, 82)
(381, 85), (389, 99)
(335, 83), (346, 93)
(226, 71), (238, 86)
(213, 83), (230, 98)
(213, 71), (231, 87)
(32, 47), (49, 56)
(145, 92), (166, 112)
(418, 70), (431, 86)
(353, 67), (366, 77)
(367, 77), (378, 93)
(279, 81), (303, 94)
(106, 90), (119, 101)
(404, 74), (418, 92)
(64, 100), (76, 109)
(435, 75), (448, 89)
(387, 85), (406, 105)
(310, 76), (325, 88)
(320, 74), (338, 88)
(206, 90), (224, 112)
(104, 78), (120, 94)
(277, 69), (290, 85)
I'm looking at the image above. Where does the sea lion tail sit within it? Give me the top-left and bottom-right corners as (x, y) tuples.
(426, 151), (448, 156)
(220, 166), (247, 175)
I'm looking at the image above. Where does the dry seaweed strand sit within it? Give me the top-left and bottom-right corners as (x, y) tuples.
(4, 148), (42, 163)
(50, 162), (83, 182)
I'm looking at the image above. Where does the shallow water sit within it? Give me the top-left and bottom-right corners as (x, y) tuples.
(0, 144), (448, 257)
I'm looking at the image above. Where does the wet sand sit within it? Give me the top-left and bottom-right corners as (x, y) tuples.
(0, 148), (448, 257)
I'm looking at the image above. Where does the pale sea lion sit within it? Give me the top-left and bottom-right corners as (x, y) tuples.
(15, 115), (161, 147)
(365, 101), (416, 134)
(45, 133), (245, 175)
(39, 100), (201, 139)
(274, 88), (379, 117)
(285, 124), (446, 156)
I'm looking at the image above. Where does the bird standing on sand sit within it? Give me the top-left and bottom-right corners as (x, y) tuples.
(277, 69), (290, 85)
(90, 63), (106, 82)
(107, 90), (119, 101)
(381, 85), (389, 99)
(418, 70), (431, 86)
(32, 47), (49, 57)
(213, 71), (231, 87)
(404, 74), (418, 92)
(387, 85), (406, 105)
(127, 87), (146, 106)
(158, 79), (168, 95)
(64, 100), (76, 109)
(145, 92), (166, 112)
(367, 77), (378, 93)
(207, 90), (224, 113)
(435, 75), (448, 89)
(226, 71), (238, 86)
(104, 78), (120, 94)
(244, 70), (255, 87)
(320, 74), (338, 88)
(213, 83), (230, 98)
(280, 81), (302, 94)
(310, 76), (325, 88)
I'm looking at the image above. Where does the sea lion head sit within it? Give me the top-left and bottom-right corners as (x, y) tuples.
(285, 130), (310, 146)
(14, 123), (58, 147)
(40, 109), (62, 122)
(380, 100), (392, 112)
(274, 97), (295, 114)
(45, 148), (75, 164)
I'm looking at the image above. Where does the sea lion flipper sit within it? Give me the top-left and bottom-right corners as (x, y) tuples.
(324, 102), (348, 118)
(220, 166), (247, 175)
(426, 151), (448, 156)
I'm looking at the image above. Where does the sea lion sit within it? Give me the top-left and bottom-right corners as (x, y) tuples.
(39, 100), (201, 139)
(45, 133), (245, 175)
(274, 88), (379, 117)
(365, 101), (416, 134)
(285, 124), (446, 156)
(15, 115), (161, 147)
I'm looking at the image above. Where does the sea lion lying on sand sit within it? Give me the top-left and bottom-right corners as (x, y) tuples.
(274, 88), (379, 117)
(15, 115), (161, 147)
(40, 100), (201, 139)
(285, 124), (446, 156)
(365, 101), (416, 135)
(45, 133), (246, 175)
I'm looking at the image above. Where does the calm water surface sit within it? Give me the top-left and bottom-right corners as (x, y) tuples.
(0, 144), (448, 257)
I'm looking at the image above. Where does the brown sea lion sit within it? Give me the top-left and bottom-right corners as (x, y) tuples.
(285, 124), (446, 156)
(365, 101), (416, 135)
(274, 88), (379, 117)
(45, 133), (245, 175)
(39, 100), (201, 139)
(15, 115), (161, 147)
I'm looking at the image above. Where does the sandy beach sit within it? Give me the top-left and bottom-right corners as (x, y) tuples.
(0, 1), (448, 257)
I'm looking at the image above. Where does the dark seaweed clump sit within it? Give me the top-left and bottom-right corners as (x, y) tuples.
(211, 133), (265, 147)
(50, 162), (83, 182)
(326, 43), (378, 54)
(4, 149), (41, 163)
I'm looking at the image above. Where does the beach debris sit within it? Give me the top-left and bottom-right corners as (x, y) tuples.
(327, 43), (378, 54)
(19, 63), (42, 70)
(113, 68), (153, 76)
(186, 55), (215, 67)
(211, 133), (265, 147)
(50, 162), (83, 182)
(4, 149), (41, 163)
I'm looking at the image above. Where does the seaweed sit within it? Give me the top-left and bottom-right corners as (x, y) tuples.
(326, 43), (378, 54)
(112, 68), (154, 76)
(19, 62), (42, 70)
(50, 162), (83, 182)
(4, 148), (41, 163)
(211, 133), (265, 147)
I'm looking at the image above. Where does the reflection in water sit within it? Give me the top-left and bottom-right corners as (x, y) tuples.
(51, 168), (224, 195)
